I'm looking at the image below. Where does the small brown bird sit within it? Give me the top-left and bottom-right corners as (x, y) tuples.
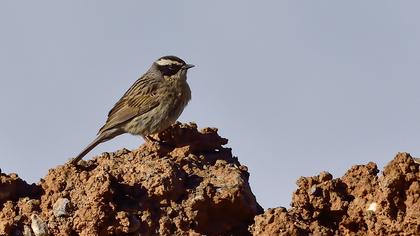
(71, 56), (194, 164)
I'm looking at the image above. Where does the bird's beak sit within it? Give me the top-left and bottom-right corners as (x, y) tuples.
(183, 64), (195, 70)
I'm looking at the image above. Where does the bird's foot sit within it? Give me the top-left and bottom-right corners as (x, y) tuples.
(70, 157), (81, 165)
(145, 135), (159, 143)
(145, 135), (174, 149)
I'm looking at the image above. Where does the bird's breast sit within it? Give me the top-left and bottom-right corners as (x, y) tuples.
(125, 81), (191, 136)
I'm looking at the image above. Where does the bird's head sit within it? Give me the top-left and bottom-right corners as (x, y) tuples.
(153, 55), (194, 80)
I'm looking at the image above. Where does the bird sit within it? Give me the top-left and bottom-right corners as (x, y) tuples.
(71, 55), (194, 164)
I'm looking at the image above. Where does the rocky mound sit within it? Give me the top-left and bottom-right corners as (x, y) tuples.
(250, 153), (420, 235)
(0, 123), (262, 235)
(0, 122), (419, 235)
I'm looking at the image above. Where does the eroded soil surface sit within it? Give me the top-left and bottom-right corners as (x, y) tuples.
(0, 123), (262, 235)
(250, 153), (420, 235)
(0, 123), (419, 235)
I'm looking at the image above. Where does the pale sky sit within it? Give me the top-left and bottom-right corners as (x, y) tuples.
(1, 1), (420, 209)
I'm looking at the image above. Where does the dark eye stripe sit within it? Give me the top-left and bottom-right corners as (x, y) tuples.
(159, 64), (182, 76)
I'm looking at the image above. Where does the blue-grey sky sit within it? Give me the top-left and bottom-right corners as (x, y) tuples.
(1, 1), (420, 209)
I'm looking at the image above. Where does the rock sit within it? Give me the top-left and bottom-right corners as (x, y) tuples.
(0, 123), (419, 235)
(30, 214), (48, 236)
(0, 123), (262, 235)
(250, 152), (420, 235)
(23, 225), (34, 236)
(52, 198), (70, 217)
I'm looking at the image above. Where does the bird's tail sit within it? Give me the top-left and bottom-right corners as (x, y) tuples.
(70, 129), (123, 165)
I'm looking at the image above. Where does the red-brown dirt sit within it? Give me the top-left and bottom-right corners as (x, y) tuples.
(250, 153), (420, 235)
(0, 123), (262, 235)
(0, 122), (419, 235)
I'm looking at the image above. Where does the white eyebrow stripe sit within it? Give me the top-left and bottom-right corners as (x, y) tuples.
(156, 59), (183, 66)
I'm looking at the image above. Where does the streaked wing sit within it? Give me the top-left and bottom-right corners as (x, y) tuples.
(98, 74), (161, 134)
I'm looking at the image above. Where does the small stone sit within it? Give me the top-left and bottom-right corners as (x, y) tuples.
(366, 202), (377, 213)
(23, 225), (34, 236)
(53, 198), (71, 217)
(31, 214), (49, 236)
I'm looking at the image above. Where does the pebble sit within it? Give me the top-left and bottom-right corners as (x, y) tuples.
(31, 214), (49, 236)
(23, 225), (34, 236)
(366, 202), (377, 212)
(53, 198), (71, 217)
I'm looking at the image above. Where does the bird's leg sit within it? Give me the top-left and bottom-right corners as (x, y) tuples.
(144, 135), (163, 147)
(144, 135), (159, 143)
(144, 135), (174, 150)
